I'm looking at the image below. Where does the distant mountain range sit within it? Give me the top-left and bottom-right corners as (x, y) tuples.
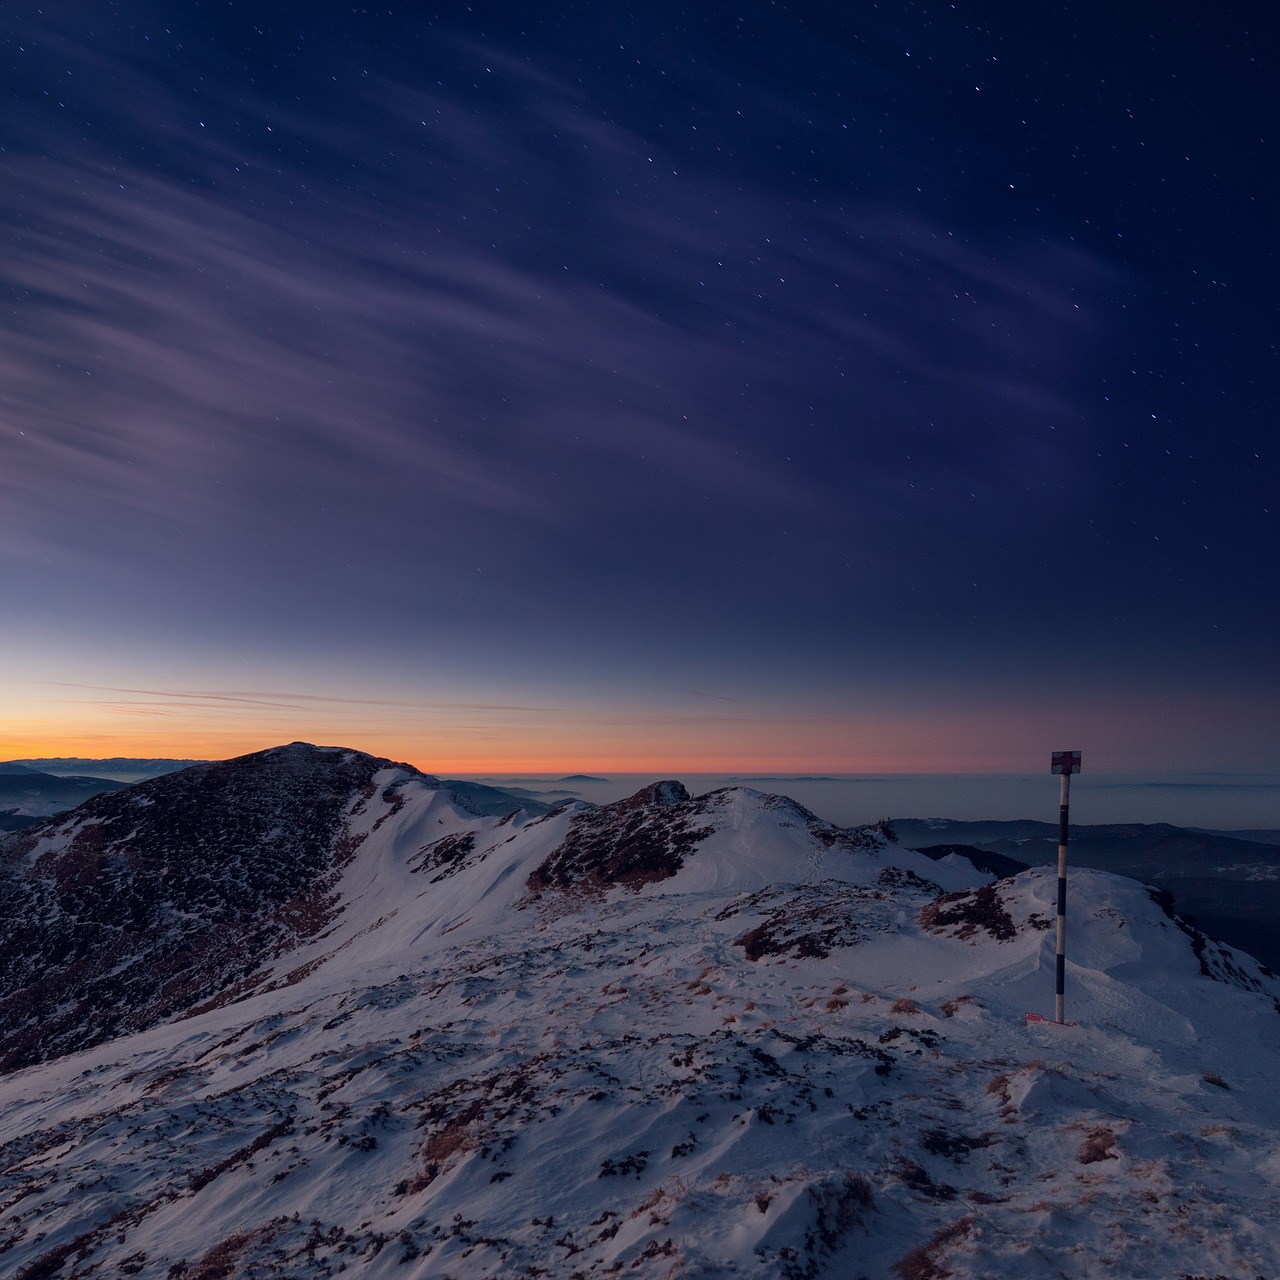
(2, 743), (1277, 1278)
(4, 755), (207, 781)
(0, 763), (128, 829)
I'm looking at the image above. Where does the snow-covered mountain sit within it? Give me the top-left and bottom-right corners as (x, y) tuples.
(2, 744), (1278, 1278)
(0, 744), (547, 1073)
(895, 816), (1280, 971)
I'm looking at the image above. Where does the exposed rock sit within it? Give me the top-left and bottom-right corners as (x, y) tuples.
(527, 780), (709, 895)
(0, 743), (415, 1073)
(918, 885), (1017, 943)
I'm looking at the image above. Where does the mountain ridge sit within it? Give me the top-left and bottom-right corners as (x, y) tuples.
(2, 756), (208, 782)
(2, 745), (1279, 1278)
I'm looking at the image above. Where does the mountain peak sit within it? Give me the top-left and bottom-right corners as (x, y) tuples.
(0, 743), (420, 1072)
(526, 780), (706, 895)
(631, 778), (691, 807)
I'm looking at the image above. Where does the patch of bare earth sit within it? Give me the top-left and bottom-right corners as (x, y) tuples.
(1079, 1126), (1119, 1164)
(919, 885), (1017, 942)
(721, 878), (931, 961)
(183, 1222), (285, 1280)
(411, 831), (479, 880)
(892, 1215), (977, 1280)
(526, 781), (711, 896)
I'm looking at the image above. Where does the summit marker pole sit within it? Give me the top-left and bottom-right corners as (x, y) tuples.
(1050, 750), (1081, 1024)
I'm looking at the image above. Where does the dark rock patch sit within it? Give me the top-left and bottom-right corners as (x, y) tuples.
(0, 743), (420, 1073)
(721, 880), (931, 961)
(412, 832), (479, 880)
(919, 885), (1017, 942)
(526, 781), (711, 895)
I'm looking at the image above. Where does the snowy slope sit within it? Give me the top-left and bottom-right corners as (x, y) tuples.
(2, 746), (1279, 1279)
(0, 744), (520, 1072)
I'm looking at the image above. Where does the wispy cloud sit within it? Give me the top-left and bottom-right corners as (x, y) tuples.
(1, 8), (1124, 686)
(46, 684), (545, 715)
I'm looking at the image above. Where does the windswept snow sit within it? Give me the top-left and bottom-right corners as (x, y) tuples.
(2, 747), (1279, 1279)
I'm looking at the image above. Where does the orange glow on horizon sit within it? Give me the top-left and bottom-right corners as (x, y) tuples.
(2, 677), (1267, 775)
(1, 723), (1025, 776)
(3, 691), (1004, 773)
(0, 736), (980, 776)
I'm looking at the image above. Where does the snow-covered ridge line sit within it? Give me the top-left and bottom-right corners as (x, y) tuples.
(0, 745), (916, 1075)
(2, 743), (1278, 1278)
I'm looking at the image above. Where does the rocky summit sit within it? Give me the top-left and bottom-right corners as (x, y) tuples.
(1, 745), (1278, 1279)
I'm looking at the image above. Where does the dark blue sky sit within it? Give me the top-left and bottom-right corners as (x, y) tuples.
(2, 1), (1276, 772)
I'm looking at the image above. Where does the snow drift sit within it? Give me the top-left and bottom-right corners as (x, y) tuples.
(2, 744), (1278, 1279)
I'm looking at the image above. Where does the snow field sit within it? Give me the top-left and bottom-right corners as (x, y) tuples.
(2, 775), (1279, 1277)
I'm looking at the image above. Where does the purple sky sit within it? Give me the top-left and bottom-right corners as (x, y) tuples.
(2, 3), (1276, 775)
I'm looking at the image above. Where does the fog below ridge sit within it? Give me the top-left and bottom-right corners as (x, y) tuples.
(458, 772), (1280, 831)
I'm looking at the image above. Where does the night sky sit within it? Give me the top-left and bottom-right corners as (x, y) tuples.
(3, 2), (1276, 773)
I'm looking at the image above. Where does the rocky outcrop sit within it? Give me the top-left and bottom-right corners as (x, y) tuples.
(0, 743), (413, 1073)
(526, 781), (713, 895)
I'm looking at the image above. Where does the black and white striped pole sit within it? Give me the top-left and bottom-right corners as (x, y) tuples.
(1050, 750), (1081, 1023)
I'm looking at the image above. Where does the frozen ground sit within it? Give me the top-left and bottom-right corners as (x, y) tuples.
(2, 747), (1278, 1278)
